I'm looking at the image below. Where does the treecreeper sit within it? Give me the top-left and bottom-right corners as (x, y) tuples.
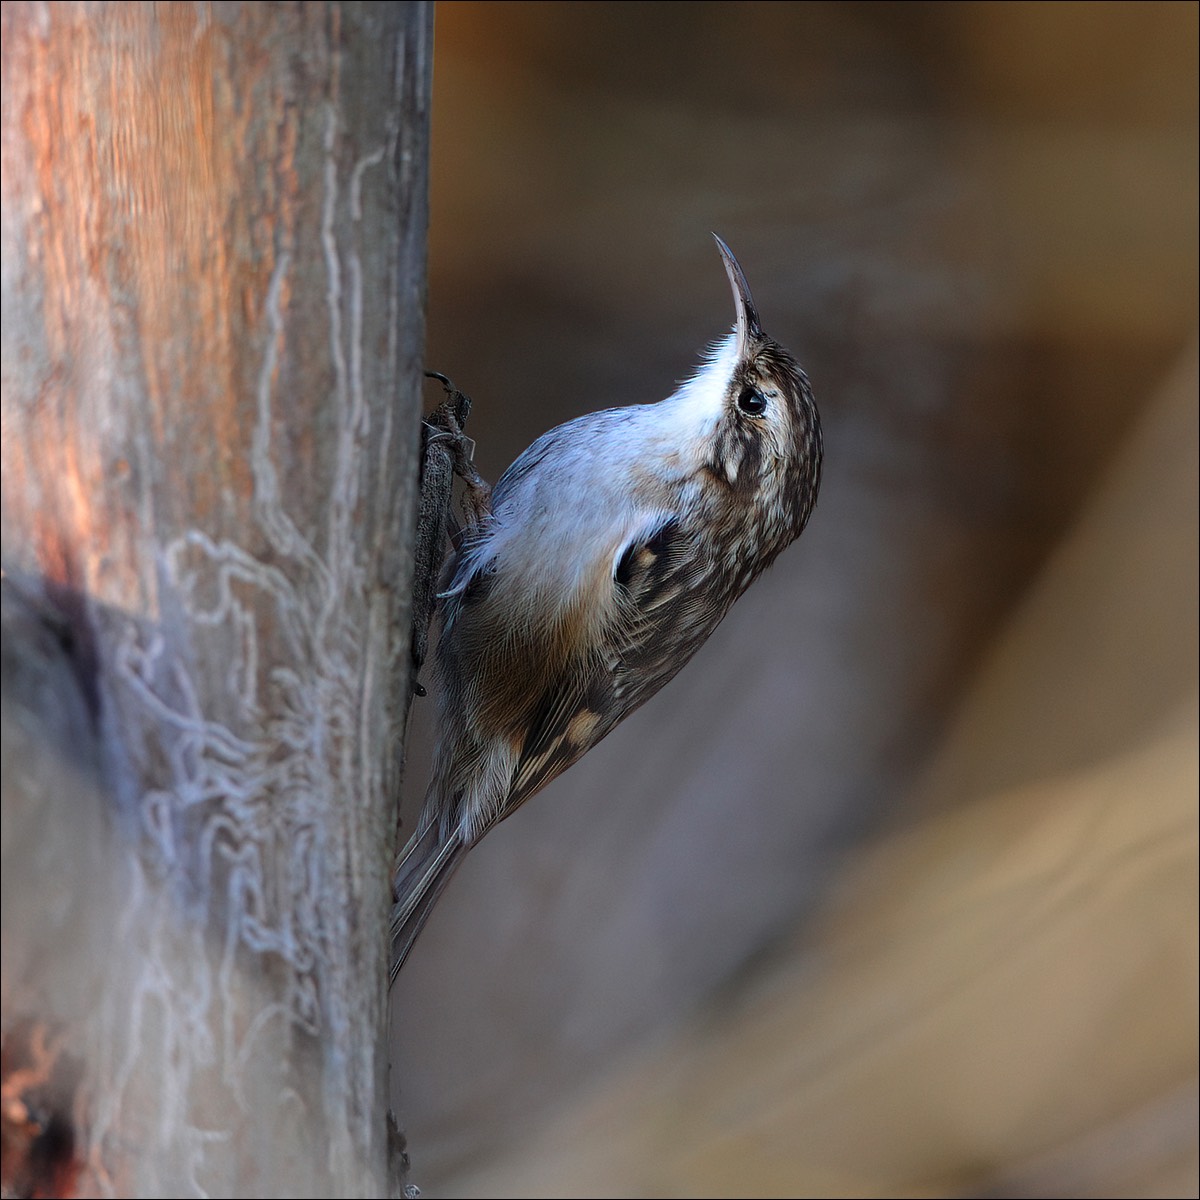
(391, 236), (823, 984)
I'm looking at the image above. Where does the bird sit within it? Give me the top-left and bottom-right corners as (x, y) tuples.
(390, 235), (822, 983)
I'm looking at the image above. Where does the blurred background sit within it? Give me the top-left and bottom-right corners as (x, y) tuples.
(390, 3), (1197, 1196)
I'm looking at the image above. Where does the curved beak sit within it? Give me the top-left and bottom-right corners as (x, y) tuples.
(713, 233), (763, 355)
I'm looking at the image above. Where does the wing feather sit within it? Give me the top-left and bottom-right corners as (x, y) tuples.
(501, 514), (725, 814)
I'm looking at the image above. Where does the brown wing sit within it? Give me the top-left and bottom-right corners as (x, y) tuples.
(502, 515), (728, 814)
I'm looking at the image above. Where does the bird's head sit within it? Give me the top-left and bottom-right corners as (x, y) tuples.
(666, 236), (822, 548)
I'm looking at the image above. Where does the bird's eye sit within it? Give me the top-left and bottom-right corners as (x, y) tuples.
(737, 386), (767, 416)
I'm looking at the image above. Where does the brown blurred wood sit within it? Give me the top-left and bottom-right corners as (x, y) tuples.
(0, 2), (431, 1195)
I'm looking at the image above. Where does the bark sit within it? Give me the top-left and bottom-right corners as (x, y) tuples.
(0, 3), (432, 1195)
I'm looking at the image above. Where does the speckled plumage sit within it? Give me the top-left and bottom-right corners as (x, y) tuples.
(390, 238), (822, 982)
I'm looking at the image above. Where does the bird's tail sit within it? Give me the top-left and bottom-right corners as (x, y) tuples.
(389, 817), (468, 986)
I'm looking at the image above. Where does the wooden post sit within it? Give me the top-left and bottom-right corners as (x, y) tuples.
(0, 3), (432, 1194)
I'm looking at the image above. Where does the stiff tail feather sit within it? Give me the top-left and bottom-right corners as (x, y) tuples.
(389, 818), (468, 985)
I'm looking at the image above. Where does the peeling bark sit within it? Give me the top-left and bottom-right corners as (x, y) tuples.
(0, 3), (432, 1195)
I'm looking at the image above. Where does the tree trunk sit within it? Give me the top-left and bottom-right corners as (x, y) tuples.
(0, 3), (431, 1195)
